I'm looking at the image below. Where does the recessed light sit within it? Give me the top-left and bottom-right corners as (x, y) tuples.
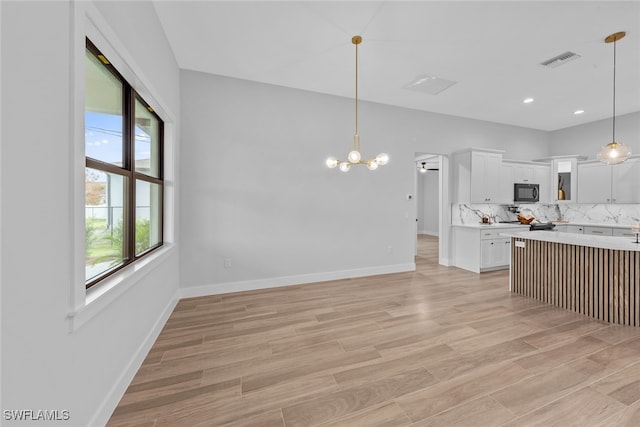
(523, 98), (534, 104)
(574, 110), (584, 115)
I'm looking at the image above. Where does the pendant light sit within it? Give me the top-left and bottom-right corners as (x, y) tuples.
(418, 162), (428, 173)
(597, 31), (631, 165)
(326, 36), (388, 172)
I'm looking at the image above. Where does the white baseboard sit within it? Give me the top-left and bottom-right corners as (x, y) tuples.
(90, 289), (180, 427)
(180, 263), (416, 298)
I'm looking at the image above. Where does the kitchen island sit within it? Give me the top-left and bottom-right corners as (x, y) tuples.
(500, 230), (640, 326)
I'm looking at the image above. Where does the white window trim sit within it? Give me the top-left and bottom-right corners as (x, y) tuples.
(68, 1), (177, 332)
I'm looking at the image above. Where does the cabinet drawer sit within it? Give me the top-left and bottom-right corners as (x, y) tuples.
(566, 225), (584, 234)
(583, 226), (613, 236)
(613, 228), (637, 238)
(480, 229), (503, 239)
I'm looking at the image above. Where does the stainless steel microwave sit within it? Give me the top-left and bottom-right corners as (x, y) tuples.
(514, 183), (539, 203)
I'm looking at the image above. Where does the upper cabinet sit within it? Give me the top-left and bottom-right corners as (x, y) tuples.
(552, 158), (578, 203)
(578, 157), (640, 203)
(452, 149), (506, 204)
(501, 161), (550, 204)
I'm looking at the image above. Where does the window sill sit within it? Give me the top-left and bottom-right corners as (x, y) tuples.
(67, 243), (175, 332)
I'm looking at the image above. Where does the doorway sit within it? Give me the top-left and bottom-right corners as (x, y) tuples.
(414, 153), (451, 266)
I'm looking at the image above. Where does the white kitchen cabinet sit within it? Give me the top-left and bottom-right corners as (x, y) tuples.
(565, 225), (585, 234)
(453, 149), (506, 204)
(613, 228), (637, 238)
(583, 226), (614, 236)
(555, 224), (584, 234)
(511, 164), (535, 183)
(534, 164), (551, 203)
(552, 158), (577, 203)
(453, 226), (514, 273)
(613, 158), (640, 203)
(501, 161), (550, 204)
(577, 162), (611, 203)
(481, 237), (511, 269)
(577, 157), (640, 204)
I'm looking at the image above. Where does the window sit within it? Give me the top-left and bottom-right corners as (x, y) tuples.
(84, 38), (164, 288)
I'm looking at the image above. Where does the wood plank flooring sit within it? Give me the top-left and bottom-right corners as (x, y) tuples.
(107, 235), (640, 426)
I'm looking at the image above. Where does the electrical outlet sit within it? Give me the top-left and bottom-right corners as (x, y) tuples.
(224, 258), (232, 268)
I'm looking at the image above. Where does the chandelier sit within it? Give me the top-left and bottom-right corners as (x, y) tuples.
(326, 36), (388, 172)
(597, 31), (631, 165)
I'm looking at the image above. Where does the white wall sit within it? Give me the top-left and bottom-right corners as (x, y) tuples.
(416, 170), (439, 235)
(549, 111), (640, 159)
(423, 171), (440, 235)
(0, 2), (180, 426)
(179, 71), (551, 294)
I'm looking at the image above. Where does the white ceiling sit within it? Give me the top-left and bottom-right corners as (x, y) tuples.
(153, 1), (640, 131)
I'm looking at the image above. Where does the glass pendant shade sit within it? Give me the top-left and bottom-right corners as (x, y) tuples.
(367, 161), (379, 170)
(598, 32), (630, 165)
(597, 141), (631, 165)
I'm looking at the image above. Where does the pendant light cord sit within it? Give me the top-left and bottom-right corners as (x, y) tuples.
(612, 38), (617, 143)
(354, 40), (359, 150)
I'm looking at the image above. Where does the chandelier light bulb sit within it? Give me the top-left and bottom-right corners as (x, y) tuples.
(339, 162), (351, 172)
(375, 153), (389, 166)
(348, 150), (361, 163)
(326, 157), (339, 168)
(367, 161), (379, 170)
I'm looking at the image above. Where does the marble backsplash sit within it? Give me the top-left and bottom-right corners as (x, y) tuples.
(453, 203), (640, 226)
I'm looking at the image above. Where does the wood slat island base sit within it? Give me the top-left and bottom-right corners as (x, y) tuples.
(507, 231), (640, 326)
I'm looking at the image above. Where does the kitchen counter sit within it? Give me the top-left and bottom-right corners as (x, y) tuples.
(500, 230), (640, 252)
(552, 221), (638, 230)
(451, 223), (529, 229)
(504, 230), (640, 327)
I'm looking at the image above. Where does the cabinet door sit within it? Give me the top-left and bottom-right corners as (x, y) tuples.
(498, 238), (511, 266)
(481, 238), (511, 268)
(481, 239), (496, 268)
(470, 152), (488, 203)
(577, 162), (612, 203)
(613, 158), (640, 203)
(501, 163), (515, 204)
(485, 153), (504, 203)
(534, 165), (551, 203)
(513, 164), (535, 183)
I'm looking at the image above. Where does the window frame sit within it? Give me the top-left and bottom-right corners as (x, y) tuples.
(85, 38), (164, 289)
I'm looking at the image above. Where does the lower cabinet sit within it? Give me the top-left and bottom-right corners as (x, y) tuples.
(583, 226), (614, 236)
(453, 226), (514, 273)
(481, 238), (511, 269)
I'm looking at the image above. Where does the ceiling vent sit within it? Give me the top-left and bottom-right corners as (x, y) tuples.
(540, 51), (581, 68)
(404, 74), (457, 95)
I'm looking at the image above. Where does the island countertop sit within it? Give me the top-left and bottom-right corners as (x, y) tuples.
(500, 230), (640, 252)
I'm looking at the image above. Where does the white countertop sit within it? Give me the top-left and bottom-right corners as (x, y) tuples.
(500, 230), (640, 252)
(553, 222), (637, 229)
(451, 223), (530, 229)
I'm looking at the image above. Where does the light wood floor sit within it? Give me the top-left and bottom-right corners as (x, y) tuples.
(108, 235), (640, 426)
